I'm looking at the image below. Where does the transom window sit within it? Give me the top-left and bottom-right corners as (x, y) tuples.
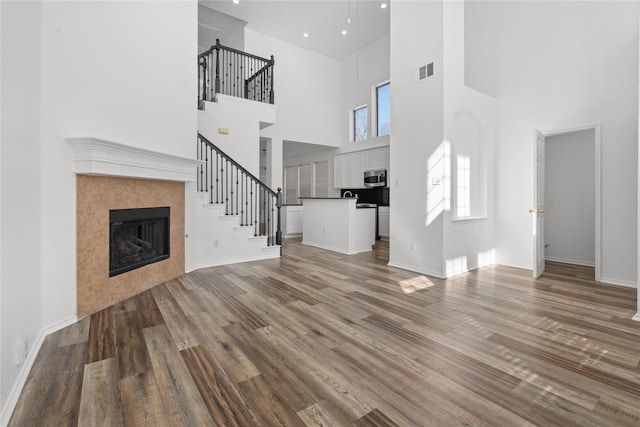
(376, 82), (390, 137)
(353, 106), (368, 142)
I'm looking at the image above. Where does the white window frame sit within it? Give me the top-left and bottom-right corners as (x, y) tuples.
(373, 80), (391, 137)
(350, 104), (368, 142)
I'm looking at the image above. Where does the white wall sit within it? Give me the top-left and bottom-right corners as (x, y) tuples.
(245, 28), (342, 192)
(389, 0), (445, 277)
(198, 95), (276, 177)
(1, 0), (197, 417)
(282, 33), (391, 195)
(545, 129), (596, 267)
(0, 0), (43, 411)
(340, 34), (390, 147)
(198, 4), (245, 53)
(466, 1), (638, 286)
(442, 0), (495, 277)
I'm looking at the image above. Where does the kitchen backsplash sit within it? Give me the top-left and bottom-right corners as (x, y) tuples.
(340, 187), (389, 206)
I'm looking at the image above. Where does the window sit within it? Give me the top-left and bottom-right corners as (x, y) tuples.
(298, 164), (312, 198)
(284, 166), (298, 204)
(456, 155), (471, 217)
(314, 161), (328, 197)
(284, 163), (322, 204)
(376, 82), (390, 136)
(353, 106), (368, 142)
(453, 113), (488, 220)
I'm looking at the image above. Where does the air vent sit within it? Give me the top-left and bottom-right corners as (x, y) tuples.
(412, 62), (435, 85)
(419, 62), (434, 80)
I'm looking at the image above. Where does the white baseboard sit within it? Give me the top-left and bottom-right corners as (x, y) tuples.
(386, 261), (446, 279)
(632, 313), (640, 322)
(445, 263), (481, 278)
(494, 259), (532, 272)
(598, 276), (637, 289)
(0, 315), (78, 427)
(545, 256), (595, 268)
(185, 251), (281, 273)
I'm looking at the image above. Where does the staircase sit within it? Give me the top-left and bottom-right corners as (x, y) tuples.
(186, 133), (281, 270)
(190, 41), (280, 270)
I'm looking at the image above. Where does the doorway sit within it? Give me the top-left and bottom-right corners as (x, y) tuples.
(532, 125), (601, 280)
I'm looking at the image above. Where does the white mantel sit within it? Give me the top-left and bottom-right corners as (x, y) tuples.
(67, 137), (202, 182)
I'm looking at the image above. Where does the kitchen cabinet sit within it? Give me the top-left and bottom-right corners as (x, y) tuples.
(300, 198), (375, 254)
(282, 205), (303, 237)
(378, 206), (390, 238)
(334, 147), (390, 189)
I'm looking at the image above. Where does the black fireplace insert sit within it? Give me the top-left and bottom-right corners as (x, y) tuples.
(109, 207), (170, 277)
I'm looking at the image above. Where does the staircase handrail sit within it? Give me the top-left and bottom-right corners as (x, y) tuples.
(198, 133), (277, 198)
(198, 40), (273, 64)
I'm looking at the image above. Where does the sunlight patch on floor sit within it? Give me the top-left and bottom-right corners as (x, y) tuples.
(398, 275), (435, 294)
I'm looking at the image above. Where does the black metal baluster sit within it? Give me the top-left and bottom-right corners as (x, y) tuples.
(198, 137), (202, 191)
(267, 194), (271, 245)
(221, 157), (225, 209)
(229, 167), (233, 213)
(208, 147), (213, 203)
(270, 195), (275, 245)
(245, 174), (249, 226)
(224, 158), (230, 215)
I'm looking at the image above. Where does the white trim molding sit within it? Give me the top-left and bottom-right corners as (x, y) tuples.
(0, 315), (78, 427)
(67, 137), (202, 182)
(632, 313), (640, 322)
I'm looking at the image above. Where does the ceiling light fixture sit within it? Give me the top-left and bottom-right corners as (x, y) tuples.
(303, 33), (309, 38)
(342, 30), (347, 35)
(380, 3), (388, 9)
(233, 0), (239, 4)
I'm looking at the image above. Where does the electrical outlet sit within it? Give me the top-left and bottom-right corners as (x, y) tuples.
(15, 339), (26, 365)
(432, 177), (441, 186)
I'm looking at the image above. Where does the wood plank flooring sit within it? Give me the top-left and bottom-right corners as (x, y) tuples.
(10, 240), (640, 426)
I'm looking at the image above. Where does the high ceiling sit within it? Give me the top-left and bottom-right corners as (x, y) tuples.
(199, 0), (391, 60)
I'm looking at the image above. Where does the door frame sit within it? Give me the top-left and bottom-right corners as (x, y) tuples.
(533, 124), (601, 281)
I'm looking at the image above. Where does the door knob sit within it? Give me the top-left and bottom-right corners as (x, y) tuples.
(528, 209), (544, 214)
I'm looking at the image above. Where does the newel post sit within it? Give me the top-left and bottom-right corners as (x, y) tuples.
(269, 55), (275, 104)
(214, 39), (221, 98)
(199, 57), (207, 104)
(276, 187), (282, 247)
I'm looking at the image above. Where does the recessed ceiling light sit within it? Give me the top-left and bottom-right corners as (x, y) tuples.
(233, 0), (239, 4)
(341, 30), (347, 35)
(303, 33), (309, 38)
(380, 3), (388, 8)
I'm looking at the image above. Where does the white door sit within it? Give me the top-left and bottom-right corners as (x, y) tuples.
(532, 130), (545, 277)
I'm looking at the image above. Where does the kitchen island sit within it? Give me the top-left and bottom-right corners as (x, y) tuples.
(299, 197), (376, 254)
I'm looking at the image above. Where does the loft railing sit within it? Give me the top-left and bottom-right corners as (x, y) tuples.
(197, 133), (282, 247)
(198, 39), (274, 106)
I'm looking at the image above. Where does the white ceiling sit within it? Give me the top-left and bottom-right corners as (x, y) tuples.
(199, 0), (390, 60)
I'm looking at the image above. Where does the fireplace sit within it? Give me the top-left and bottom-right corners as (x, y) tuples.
(109, 207), (170, 277)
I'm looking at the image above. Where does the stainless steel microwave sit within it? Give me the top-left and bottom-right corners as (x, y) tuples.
(364, 169), (386, 187)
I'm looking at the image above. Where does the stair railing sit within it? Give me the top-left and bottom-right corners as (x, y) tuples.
(197, 133), (282, 247)
(199, 39), (274, 106)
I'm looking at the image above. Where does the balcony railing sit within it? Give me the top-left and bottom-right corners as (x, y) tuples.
(198, 39), (274, 106)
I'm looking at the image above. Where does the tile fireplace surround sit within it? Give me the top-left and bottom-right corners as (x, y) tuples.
(68, 137), (200, 317)
(76, 175), (184, 316)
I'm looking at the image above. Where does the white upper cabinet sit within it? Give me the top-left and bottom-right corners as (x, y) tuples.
(334, 147), (390, 188)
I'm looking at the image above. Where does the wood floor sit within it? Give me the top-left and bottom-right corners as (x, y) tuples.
(10, 239), (640, 426)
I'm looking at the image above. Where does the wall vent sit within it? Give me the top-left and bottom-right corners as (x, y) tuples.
(420, 62), (434, 80)
(412, 62), (435, 84)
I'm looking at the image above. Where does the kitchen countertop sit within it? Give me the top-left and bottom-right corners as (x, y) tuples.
(298, 197), (357, 200)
